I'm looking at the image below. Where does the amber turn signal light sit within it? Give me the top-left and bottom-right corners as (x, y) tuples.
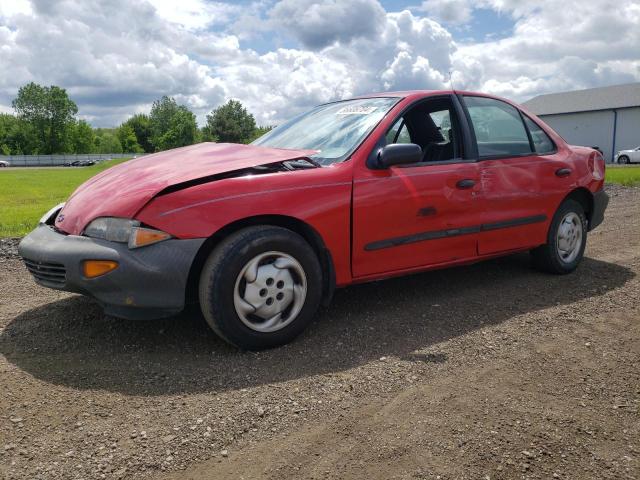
(83, 260), (119, 278)
(129, 227), (171, 249)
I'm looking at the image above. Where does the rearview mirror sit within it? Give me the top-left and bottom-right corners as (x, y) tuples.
(373, 143), (422, 169)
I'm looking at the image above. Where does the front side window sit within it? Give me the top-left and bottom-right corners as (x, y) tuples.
(386, 119), (411, 144)
(463, 96), (532, 157)
(383, 97), (461, 163)
(252, 97), (399, 165)
(523, 116), (555, 154)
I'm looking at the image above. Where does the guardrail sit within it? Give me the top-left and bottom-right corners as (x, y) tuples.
(0, 153), (146, 167)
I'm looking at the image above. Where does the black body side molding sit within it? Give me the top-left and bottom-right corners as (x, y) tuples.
(364, 215), (547, 251)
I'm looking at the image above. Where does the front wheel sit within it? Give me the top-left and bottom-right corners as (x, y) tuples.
(531, 199), (587, 274)
(199, 226), (322, 350)
(618, 155), (630, 164)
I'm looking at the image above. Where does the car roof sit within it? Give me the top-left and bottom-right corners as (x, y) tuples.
(319, 90), (525, 113)
(349, 89), (508, 102)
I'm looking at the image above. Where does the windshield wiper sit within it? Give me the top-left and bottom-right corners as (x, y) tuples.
(282, 158), (321, 170)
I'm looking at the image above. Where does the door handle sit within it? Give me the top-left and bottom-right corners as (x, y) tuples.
(555, 168), (572, 177)
(456, 179), (476, 189)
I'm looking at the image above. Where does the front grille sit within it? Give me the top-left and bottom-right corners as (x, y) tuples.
(23, 258), (66, 286)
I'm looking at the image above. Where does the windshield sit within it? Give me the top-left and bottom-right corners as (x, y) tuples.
(252, 97), (399, 165)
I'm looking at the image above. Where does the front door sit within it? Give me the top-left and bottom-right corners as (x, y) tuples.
(352, 96), (482, 278)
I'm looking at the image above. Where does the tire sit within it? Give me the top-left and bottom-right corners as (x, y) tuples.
(198, 225), (322, 350)
(618, 155), (629, 164)
(531, 199), (587, 274)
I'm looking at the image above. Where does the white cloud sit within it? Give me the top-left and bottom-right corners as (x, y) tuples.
(0, 0), (32, 19)
(146, 0), (242, 30)
(452, 0), (640, 100)
(415, 0), (473, 25)
(269, 0), (386, 49)
(0, 0), (638, 127)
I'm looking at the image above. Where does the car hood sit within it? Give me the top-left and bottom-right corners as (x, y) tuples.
(55, 142), (317, 235)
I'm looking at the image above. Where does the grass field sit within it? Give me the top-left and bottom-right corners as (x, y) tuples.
(605, 165), (640, 187)
(0, 160), (638, 238)
(0, 159), (130, 237)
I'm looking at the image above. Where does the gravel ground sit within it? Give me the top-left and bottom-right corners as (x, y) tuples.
(0, 185), (638, 480)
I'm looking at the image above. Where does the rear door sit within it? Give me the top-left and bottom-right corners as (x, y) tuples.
(460, 95), (574, 255)
(352, 95), (482, 278)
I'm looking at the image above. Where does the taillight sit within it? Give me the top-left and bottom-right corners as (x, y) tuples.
(590, 151), (605, 180)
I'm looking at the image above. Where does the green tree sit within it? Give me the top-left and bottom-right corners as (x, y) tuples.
(116, 124), (143, 153)
(248, 125), (273, 143)
(94, 129), (122, 154)
(154, 107), (197, 151)
(0, 114), (39, 154)
(12, 82), (78, 154)
(72, 120), (96, 154)
(0, 114), (17, 154)
(121, 113), (153, 153)
(149, 96), (197, 151)
(198, 125), (216, 143)
(206, 100), (256, 144)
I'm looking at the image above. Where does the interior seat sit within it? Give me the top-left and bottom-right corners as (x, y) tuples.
(422, 141), (453, 162)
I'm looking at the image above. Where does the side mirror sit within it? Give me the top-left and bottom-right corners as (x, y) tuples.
(374, 143), (422, 169)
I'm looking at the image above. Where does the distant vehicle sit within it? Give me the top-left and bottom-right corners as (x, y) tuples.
(0, 160), (9, 167)
(63, 160), (96, 167)
(615, 147), (640, 164)
(20, 90), (608, 350)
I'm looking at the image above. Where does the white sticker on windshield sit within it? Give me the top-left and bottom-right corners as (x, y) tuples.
(336, 105), (378, 115)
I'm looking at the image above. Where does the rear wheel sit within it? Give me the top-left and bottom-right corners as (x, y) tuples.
(199, 226), (322, 350)
(531, 199), (587, 274)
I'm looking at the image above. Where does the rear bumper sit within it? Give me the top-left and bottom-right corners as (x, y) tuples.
(18, 225), (204, 319)
(589, 189), (609, 231)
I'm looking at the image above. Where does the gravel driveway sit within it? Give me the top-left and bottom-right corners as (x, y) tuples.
(1, 186), (638, 480)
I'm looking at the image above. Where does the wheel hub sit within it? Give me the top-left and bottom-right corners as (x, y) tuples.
(234, 251), (307, 333)
(556, 212), (583, 263)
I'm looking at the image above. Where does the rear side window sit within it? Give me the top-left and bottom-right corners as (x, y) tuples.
(523, 115), (555, 154)
(463, 96), (532, 157)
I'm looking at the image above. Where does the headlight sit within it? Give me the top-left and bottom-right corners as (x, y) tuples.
(84, 217), (137, 242)
(84, 217), (171, 249)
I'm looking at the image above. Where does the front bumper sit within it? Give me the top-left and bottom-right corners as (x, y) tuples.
(589, 189), (609, 231)
(18, 225), (205, 319)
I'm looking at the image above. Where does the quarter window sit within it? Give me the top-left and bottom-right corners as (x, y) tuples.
(523, 116), (555, 154)
(464, 96), (532, 157)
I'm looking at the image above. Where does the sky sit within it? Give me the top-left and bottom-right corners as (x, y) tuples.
(0, 0), (638, 127)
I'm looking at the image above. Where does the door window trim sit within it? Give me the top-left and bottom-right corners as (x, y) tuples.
(459, 94), (558, 160)
(367, 94), (477, 169)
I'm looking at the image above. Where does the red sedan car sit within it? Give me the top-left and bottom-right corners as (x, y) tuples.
(19, 90), (608, 349)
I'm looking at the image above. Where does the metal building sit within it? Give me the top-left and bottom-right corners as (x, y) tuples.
(522, 83), (640, 162)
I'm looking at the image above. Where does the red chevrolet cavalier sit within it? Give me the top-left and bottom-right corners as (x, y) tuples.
(19, 91), (608, 349)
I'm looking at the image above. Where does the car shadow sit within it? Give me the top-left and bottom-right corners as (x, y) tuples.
(0, 254), (634, 396)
